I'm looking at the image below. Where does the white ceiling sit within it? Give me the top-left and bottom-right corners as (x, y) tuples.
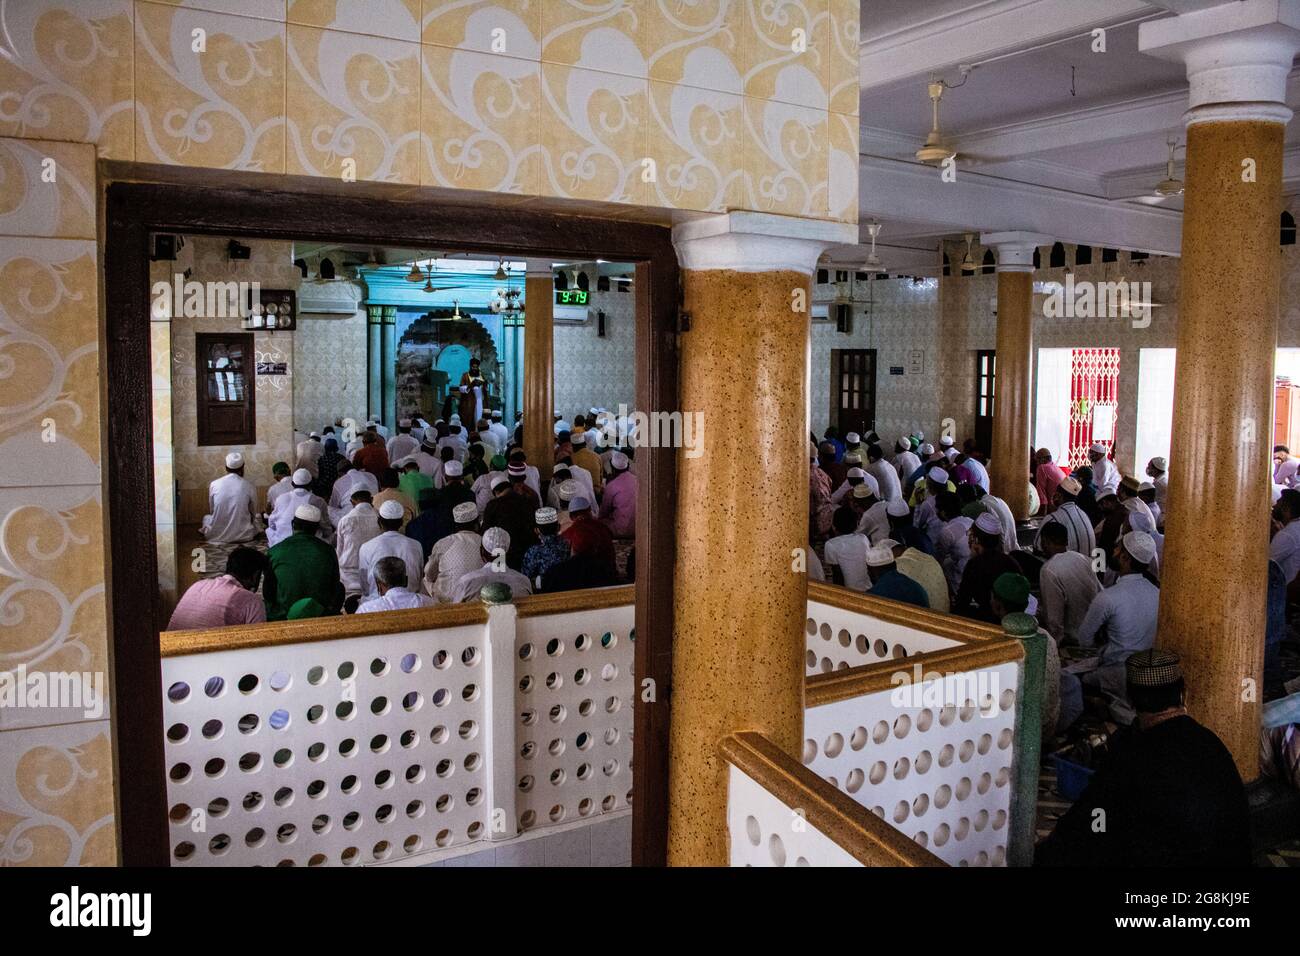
(852, 0), (1300, 269)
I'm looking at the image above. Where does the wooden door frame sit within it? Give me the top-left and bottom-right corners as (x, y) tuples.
(104, 178), (679, 866)
(828, 347), (877, 437)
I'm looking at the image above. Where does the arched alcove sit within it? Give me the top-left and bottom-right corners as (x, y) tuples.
(396, 312), (501, 424)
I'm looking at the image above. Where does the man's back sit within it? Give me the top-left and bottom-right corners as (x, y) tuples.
(266, 532), (342, 619)
(1037, 715), (1249, 866)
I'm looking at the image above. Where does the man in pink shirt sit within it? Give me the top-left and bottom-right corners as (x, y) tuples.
(167, 547), (268, 630)
(598, 451), (638, 539)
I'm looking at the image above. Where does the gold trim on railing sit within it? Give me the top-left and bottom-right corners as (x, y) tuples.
(160, 604), (489, 658)
(807, 580), (1003, 645)
(719, 731), (944, 867)
(514, 585), (635, 618)
(805, 638), (1025, 709)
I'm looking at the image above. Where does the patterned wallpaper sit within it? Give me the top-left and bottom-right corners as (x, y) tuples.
(553, 287), (636, 420)
(0, 0), (858, 223)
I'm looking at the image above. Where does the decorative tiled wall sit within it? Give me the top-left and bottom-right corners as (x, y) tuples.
(553, 287), (635, 420)
(0, 134), (115, 864)
(0, 0), (858, 222)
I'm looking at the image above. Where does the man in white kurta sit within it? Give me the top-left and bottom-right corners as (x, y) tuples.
(1088, 442), (1119, 496)
(386, 419), (420, 464)
(865, 446), (903, 502)
(328, 462), (378, 528)
(488, 411), (510, 450)
(357, 555), (437, 613)
(893, 437), (922, 486)
(294, 433), (324, 479)
(358, 500), (425, 599)
(335, 492), (382, 595)
(979, 492), (1020, 554)
(203, 452), (260, 544)
(450, 527), (533, 603)
(1037, 521), (1102, 645)
(268, 469), (333, 547)
(424, 502), (484, 603)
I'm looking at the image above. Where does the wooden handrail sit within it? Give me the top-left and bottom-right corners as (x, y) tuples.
(719, 731), (944, 867)
(808, 580), (1003, 645)
(805, 637), (1024, 708)
(159, 584), (637, 658)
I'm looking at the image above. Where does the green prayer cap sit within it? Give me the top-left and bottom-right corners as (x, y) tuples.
(287, 597), (325, 620)
(272, 461), (290, 475)
(490, 454), (507, 470)
(992, 573), (1030, 611)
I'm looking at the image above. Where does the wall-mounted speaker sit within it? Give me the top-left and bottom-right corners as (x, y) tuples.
(835, 303), (852, 334)
(597, 310), (607, 337)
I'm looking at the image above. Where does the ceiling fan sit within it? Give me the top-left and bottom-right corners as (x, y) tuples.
(403, 254), (462, 293)
(914, 74), (1012, 168)
(1111, 138), (1183, 207)
(862, 221), (886, 273)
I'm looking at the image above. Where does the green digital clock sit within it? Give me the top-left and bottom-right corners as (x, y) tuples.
(555, 289), (589, 306)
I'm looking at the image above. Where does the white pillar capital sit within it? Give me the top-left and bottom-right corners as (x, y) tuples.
(671, 211), (857, 275)
(980, 231), (1052, 272)
(1140, 0), (1300, 124)
(525, 258), (553, 279)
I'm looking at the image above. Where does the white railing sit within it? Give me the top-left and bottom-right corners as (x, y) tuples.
(159, 587), (635, 867)
(803, 640), (1024, 867)
(722, 732), (941, 867)
(805, 581), (968, 675)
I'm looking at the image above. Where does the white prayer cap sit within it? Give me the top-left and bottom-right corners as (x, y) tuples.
(974, 512), (1002, 535)
(860, 473), (880, 496)
(557, 478), (580, 501)
(944, 448), (959, 461)
(293, 468), (313, 486)
(225, 452), (244, 469)
(847, 467), (866, 480)
(1148, 457), (1167, 472)
(569, 496), (592, 511)
(844, 453), (863, 465)
(453, 502), (479, 523)
(939, 435), (955, 448)
(482, 526), (510, 554)
(1058, 476), (1082, 496)
(928, 467), (949, 485)
(1089, 442), (1107, 455)
(589, 407), (599, 415)
(553, 465), (572, 478)
(554, 409), (562, 418)
(294, 503), (321, 522)
(535, 507), (558, 525)
(555, 420), (572, 435)
(450, 414), (461, 424)
(309, 431), (319, 439)
(610, 451), (630, 471)
(379, 499), (405, 520)
(1121, 498), (1142, 513)
(920, 443), (935, 456)
(572, 430), (588, 446)
(399, 418), (412, 427)
(886, 499), (911, 518)
(1138, 481), (1155, 492)
(1122, 530), (1157, 564)
(490, 475), (510, 492)
(896, 437), (911, 451)
(444, 460), (464, 477)
(852, 483), (873, 500)
(845, 432), (861, 445)
(1127, 510), (1156, 535)
(491, 410), (503, 419)
(865, 544), (897, 567)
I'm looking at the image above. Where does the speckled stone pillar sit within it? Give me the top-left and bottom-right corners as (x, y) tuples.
(667, 212), (856, 866)
(1141, 11), (1300, 777)
(983, 233), (1050, 521)
(524, 260), (554, 482)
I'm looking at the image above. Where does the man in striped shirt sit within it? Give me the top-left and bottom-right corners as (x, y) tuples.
(1034, 476), (1096, 558)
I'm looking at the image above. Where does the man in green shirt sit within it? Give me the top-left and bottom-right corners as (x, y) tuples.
(264, 504), (344, 620)
(398, 459), (434, 505)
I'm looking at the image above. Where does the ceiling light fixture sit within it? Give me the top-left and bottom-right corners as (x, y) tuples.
(1154, 137), (1183, 198)
(961, 233), (976, 273)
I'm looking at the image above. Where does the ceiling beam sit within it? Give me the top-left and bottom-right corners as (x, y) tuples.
(860, 0), (1156, 92)
(859, 154), (1183, 254)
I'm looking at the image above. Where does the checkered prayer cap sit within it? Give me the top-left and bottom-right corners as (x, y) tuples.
(1126, 649), (1182, 687)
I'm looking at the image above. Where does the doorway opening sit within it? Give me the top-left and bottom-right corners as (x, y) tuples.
(829, 348), (877, 438)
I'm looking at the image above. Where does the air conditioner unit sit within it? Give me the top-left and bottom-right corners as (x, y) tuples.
(553, 305), (590, 324)
(296, 280), (363, 316)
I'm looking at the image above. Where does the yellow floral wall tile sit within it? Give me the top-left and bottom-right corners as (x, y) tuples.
(135, 1), (286, 171)
(286, 25), (420, 184)
(540, 63), (648, 204)
(289, 0), (422, 42)
(646, 79), (741, 212)
(0, 0), (134, 159)
(0, 238), (102, 483)
(0, 138), (96, 240)
(0, 719), (116, 865)
(741, 0), (827, 110)
(419, 45), (541, 194)
(540, 0), (644, 76)
(643, 0), (743, 95)
(828, 110), (857, 223)
(421, 0), (539, 55)
(740, 95), (826, 218)
(826, 0), (857, 116)
(147, 0), (285, 21)
(0, 489), (109, 732)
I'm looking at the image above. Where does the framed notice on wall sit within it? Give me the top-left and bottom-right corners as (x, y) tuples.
(908, 350), (925, 375)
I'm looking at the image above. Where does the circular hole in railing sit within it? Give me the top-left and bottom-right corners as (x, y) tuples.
(207, 833), (231, 856)
(312, 814), (331, 835)
(342, 811), (361, 831)
(307, 742), (327, 762)
(768, 834), (787, 866)
(459, 719), (477, 741)
(400, 653), (419, 674)
(167, 682), (190, 703)
(517, 643), (534, 661)
(400, 729), (418, 749)
(403, 835), (421, 854)
(802, 739), (818, 763)
(868, 761), (886, 785)
(168, 803), (191, 824)
(435, 759), (453, 779)
(335, 701), (354, 721)
(402, 691), (422, 713)
(239, 713), (259, 734)
(846, 768), (864, 794)
(341, 775), (358, 795)
(307, 781), (326, 800)
(958, 739), (974, 763)
(745, 815), (762, 846)
(938, 744), (954, 768)
(372, 840), (391, 861)
(849, 726), (868, 750)
(824, 733), (844, 758)
(549, 804), (566, 823)
(237, 752), (260, 773)
(370, 657), (388, 677)
(406, 800), (425, 819)
(462, 646), (480, 667)
(406, 765), (425, 784)
(243, 829), (266, 849)
(550, 768), (567, 786)
(341, 847), (359, 865)
(374, 769), (394, 789)
(430, 725), (449, 744)
(307, 665), (326, 685)
(872, 720), (889, 744)
(546, 638), (563, 657)
(207, 677), (227, 698)
(269, 709), (290, 731)
(600, 632), (616, 650)
(517, 776), (533, 793)
(602, 795), (618, 813)
(269, 670), (291, 692)
(166, 723), (188, 744)
(603, 727), (620, 747)
(243, 791), (264, 812)
(935, 784), (952, 809)
(466, 787), (483, 806)
(370, 696), (389, 716)
(377, 804), (395, 823)
(518, 811), (536, 831)
(915, 750), (933, 774)
(575, 633), (591, 652)
(461, 684), (479, 703)
(978, 733), (993, 755)
(274, 786), (294, 807)
(893, 757), (910, 780)
(272, 748), (293, 769)
(578, 798), (594, 817)
(579, 698), (594, 717)
(955, 777), (972, 801)
(893, 800), (910, 824)
(894, 714), (912, 738)
(432, 650), (450, 670)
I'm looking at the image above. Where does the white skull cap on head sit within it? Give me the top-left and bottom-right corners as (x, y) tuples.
(294, 503), (321, 522)
(378, 500), (405, 520)
(293, 468), (312, 485)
